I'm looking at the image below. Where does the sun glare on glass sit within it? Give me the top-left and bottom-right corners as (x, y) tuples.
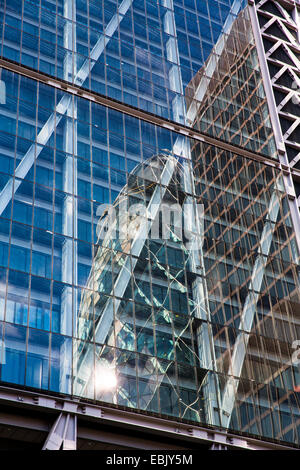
(95, 366), (117, 391)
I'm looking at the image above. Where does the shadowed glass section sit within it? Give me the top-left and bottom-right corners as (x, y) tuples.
(185, 8), (277, 158)
(192, 141), (300, 440)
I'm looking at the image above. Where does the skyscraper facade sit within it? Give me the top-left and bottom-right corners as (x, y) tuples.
(0, 0), (299, 450)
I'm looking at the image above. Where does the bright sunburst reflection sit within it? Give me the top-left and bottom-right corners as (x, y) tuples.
(95, 365), (117, 392)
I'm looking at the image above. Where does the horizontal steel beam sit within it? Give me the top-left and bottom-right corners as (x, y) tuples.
(0, 384), (295, 450)
(0, 57), (294, 174)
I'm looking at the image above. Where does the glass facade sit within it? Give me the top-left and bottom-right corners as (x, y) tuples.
(0, 0), (250, 128)
(186, 8), (277, 157)
(0, 0), (300, 447)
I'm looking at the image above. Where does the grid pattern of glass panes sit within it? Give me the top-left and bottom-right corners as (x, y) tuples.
(186, 8), (277, 158)
(0, 0), (299, 448)
(0, 0), (253, 132)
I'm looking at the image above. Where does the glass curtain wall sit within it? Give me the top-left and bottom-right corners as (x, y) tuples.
(0, 0), (299, 446)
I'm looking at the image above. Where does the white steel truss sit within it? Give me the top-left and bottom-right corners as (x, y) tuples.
(255, 0), (300, 170)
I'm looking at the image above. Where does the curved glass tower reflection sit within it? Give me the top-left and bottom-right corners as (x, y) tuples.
(75, 153), (211, 423)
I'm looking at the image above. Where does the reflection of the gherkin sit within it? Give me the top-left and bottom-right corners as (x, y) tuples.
(74, 154), (207, 421)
